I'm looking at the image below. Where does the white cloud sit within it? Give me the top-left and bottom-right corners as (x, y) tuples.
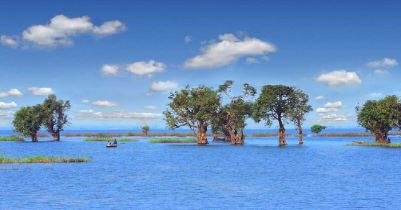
(316, 108), (339, 113)
(150, 81), (178, 92)
(0, 89), (23, 97)
(27, 87), (54, 96)
(314, 70), (362, 86)
(367, 58), (398, 68)
(261, 55), (270, 61)
(200, 40), (207, 45)
(76, 110), (161, 119)
(246, 57), (259, 64)
(144, 105), (157, 110)
(0, 102), (17, 109)
(317, 113), (351, 123)
(81, 99), (90, 103)
(0, 35), (19, 48)
(184, 34), (277, 69)
(315, 95), (325, 100)
(92, 100), (119, 107)
(0, 110), (13, 118)
(100, 64), (120, 76)
(324, 101), (342, 108)
(21, 15), (126, 47)
(373, 69), (390, 76)
(126, 60), (166, 77)
(185, 35), (192, 43)
(364, 92), (383, 98)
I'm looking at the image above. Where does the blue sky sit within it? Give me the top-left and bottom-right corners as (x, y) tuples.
(0, 0), (400, 130)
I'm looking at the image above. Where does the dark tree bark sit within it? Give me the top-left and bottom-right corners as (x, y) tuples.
(297, 120), (303, 145)
(278, 116), (287, 146)
(197, 125), (208, 145)
(31, 134), (38, 142)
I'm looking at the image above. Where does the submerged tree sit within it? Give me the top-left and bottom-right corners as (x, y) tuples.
(287, 90), (313, 145)
(253, 85), (296, 146)
(142, 125), (150, 136)
(211, 120), (231, 141)
(42, 94), (71, 141)
(216, 80), (256, 145)
(310, 124), (327, 135)
(356, 95), (401, 143)
(164, 85), (221, 145)
(12, 105), (44, 142)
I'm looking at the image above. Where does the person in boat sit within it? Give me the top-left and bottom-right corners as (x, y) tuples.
(107, 141), (112, 146)
(113, 139), (117, 146)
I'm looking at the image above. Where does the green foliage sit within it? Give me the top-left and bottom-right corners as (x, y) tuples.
(163, 85), (221, 136)
(287, 89), (313, 131)
(12, 104), (44, 141)
(356, 95), (401, 141)
(346, 142), (401, 148)
(42, 94), (71, 140)
(0, 135), (24, 141)
(141, 125), (150, 134)
(310, 124), (327, 135)
(0, 155), (92, 163)
(148, 138), (197, 143)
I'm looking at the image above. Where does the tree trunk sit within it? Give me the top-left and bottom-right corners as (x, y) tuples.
(31, 134), (38, 142)
(278, 118), (287, 146)
(298, 122), (303, 145)
(376, 133), (388, 143)
(143, 131), (148, 136)
(236, 129), (245, 145)
(224, 135), (231, 142)
(230, 130), (236, 145)
(52, 133), (60, 141)
(197, 126), (208, 145)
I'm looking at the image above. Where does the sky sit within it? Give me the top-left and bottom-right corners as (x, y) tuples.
(0, 0), (400, 130)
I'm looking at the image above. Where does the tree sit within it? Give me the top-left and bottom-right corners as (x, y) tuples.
(310, 124), (327, 135)
(142, 125), (150, 135)
(356, 95), (401, 143)
(253, 85), (296, 146)
(287, 89), (313, 145)
(12, 105), (44, 142)
(216, 80), (256, 145)
(211, 120), (231, 141)
(42, 94), (71, 141)
(164, 85), (221, 145)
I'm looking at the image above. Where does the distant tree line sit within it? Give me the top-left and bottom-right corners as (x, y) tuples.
(12, 94), (71, 142)
(164, 81), (313, 146)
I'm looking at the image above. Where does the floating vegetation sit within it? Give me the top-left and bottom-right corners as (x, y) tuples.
(83, 137), (138, 142)
(346, 141), (401, 148)
(0, 135), (24, 141)
(148, 138), (197, 143)
(0, 155), (92, 163)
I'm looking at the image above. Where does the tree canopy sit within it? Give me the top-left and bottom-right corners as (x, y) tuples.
(164, 85), (221, 144)
(356, 95), (401, 143)
(310, 124), (327, 135)
(12, 105), (44, 142)
(287, 89), (312, 144)
(142, 125), (150, 135)
(42, 94), (71, 140)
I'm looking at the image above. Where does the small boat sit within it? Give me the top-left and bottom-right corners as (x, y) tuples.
(106, 144), (117, 148)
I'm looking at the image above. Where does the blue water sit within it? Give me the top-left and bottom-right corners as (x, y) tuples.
(1, 136), (401, 209)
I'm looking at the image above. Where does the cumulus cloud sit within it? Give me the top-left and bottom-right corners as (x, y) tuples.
(0, 102), (17, 109)
(183, 34), (277, 69)
(126, 60), (166, 77)
(367, 58), (398, 68)
(374, 69), (390, 76)
(0, 89), (23, 97)
(324, 101), (342, 108)
(27, 87), (53, 96)
(317, 113), (351, 123)
(150, 81), (178, 92)
(315, 95), (325, 100)
(0, 35), (19, 48)
(314, 70), (362, 86)
(316, 108), (339, 113)
(246, 57), (259, 64)
(185, 35), (192, 43)
(144, 105), (157, 110)
(81, 99), (90, 103)
(76, 110), (162, 119)
(364, 92), (383, 98)
(0, 110), (13, 118)
(92, 100), (119, 107)
(20, 15), (126, 47)
(100, 64), (120, 76)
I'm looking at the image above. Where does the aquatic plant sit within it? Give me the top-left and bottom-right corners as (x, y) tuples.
(0, 155), (92, 163)
(148, 138), (197, 143)
(346, 141), (401, 148)
(0, 135), (24, 141)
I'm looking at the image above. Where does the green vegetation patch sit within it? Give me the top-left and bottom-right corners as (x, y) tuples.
(83, 137), (138, 142)
(346, 141), (401, 148)
(148, 138), (197, 143)
(0, 155), (92, 163)
(0, 136), (24, 141)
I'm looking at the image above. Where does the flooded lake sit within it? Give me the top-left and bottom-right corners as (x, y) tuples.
(1, 136), (401, 209)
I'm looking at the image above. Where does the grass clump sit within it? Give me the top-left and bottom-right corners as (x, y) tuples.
(148, 138), (197, 143)
(0, 135), (24, 141)
(0, 155), (92, 163)
(83, 137), (138, 142)
(346, 141), (401, 148)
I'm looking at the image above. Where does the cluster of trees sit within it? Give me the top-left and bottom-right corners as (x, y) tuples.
(164, 81), (313, 146)
(356, 95), (401, 143)
(12, 94), (71, 142)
